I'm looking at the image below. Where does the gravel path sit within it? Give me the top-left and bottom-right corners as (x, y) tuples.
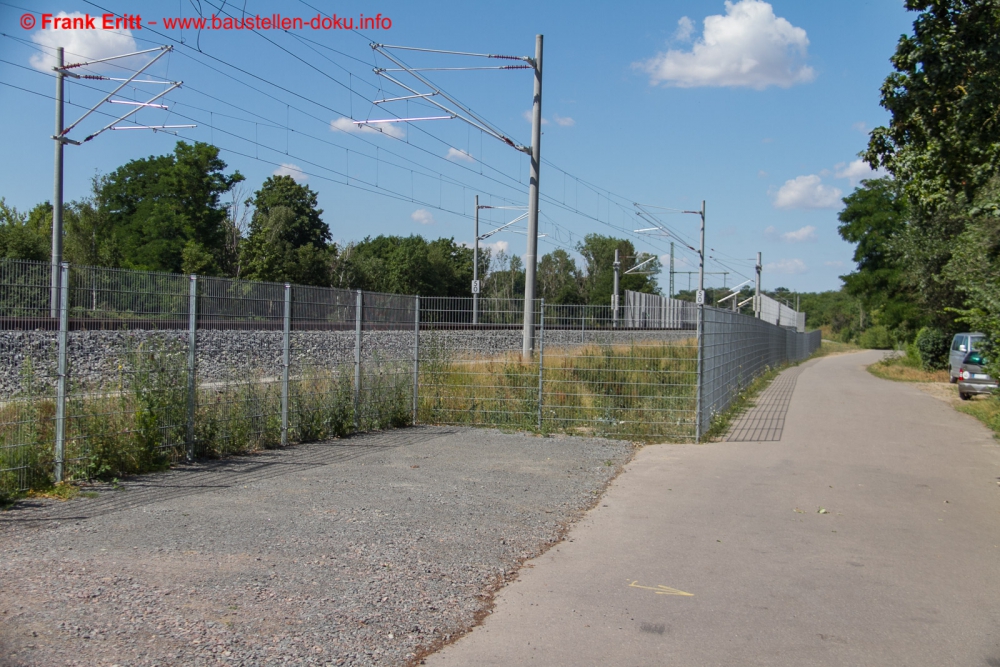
(0, 427), (634, 666)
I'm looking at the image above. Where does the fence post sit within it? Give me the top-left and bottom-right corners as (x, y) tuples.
(185, 274), (198, 460)
(354, 289), (363, 432)
(537, 299), (545, 431)
(695, 304), (705, 443)
(53, 262), (69, 484)
(281, 283), (291, 447)
(412, 295), (420, 425)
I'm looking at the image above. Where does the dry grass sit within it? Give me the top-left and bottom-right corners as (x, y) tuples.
(869, 364), (950, 383)
(418, 339), (699, 441)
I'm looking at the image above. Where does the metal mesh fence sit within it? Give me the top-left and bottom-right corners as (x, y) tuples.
(0, 260), (57, 493)
(1, 259), (822, 496)
(63, 265), (191, 482)
(541, 304), (698, 440)
(417, 297), (539, 429)
(197, 275), (286, 456)
(699, 307), (821, 436)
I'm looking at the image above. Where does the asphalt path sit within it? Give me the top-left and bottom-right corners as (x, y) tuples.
(427, 350), (1000, 666)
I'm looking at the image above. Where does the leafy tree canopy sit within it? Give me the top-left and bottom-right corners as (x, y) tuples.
(537, 249), (583, 304)
(241, 176), (331, 285)
(0, 199), (50, 261)
(335, 234), (474, 296)
(865, 0), (1000, 207)
(97, 141), (242, 274)
(837, 177), (926, 330)
(576, 234), (659, 305)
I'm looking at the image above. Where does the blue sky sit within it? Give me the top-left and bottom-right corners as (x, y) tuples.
(0, 0), (914, 292)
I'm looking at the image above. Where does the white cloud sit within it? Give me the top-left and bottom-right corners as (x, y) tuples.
(446, 148), (475, 163)
(765, 258), (807, 274)
(31, 13), (140, 71)
(852, 121), (869, 134)
(331, 116), (405, 139)
(411, 209), (435, 226)
(781, 225), (816, 242)
(273, 163), (307, 182)
(483, 240), (509, 255)
(522, 110), (549, 125)
(834, 158), (883, 186)
(758, 170), (768, 178)
(772, 174), (842, 209)
(636, 0), (815, 89)
(824, 260), (845, 267)
(552, 114), (575, 127)
(675, 16), (695, 41)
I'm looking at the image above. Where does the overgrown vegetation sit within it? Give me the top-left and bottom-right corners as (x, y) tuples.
(419, 338), (697, 440)
(0, 341), (413, 498)
(867, 347), (950, 383)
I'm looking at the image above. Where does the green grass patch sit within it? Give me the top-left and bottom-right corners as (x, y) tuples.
(867, 349), (949, 383)
(956, 397), (1000, 437)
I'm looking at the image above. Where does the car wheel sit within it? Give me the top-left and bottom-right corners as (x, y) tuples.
(949, 373), (957, 384)
(959, 391), (971, 401)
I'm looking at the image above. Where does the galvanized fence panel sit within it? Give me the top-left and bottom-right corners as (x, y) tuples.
(285, 284), (357, 445)
(541, 303), (699, 441)
(416, 297), (541, 429)
(699, 306), (821, 435)
(1, 259), (826, 497)
(357, 290), (416, 431)
(0, 259), (57, 493)
(196, 275), (286, 457)
(61, 264), (191, 481)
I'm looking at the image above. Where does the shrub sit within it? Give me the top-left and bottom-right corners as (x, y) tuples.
(914, 327), (950, 370)
(858, 325), (894, 349)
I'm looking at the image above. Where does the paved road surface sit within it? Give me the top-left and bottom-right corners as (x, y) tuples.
(427, 351), (1000, 666)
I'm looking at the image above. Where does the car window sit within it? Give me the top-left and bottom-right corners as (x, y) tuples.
(970, 337), (983, 351)
(953, 335), (966, 351)
(964, 352), (984, 365)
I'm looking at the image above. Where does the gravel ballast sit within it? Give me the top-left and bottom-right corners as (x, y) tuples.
(0, 426), (634, 666)
(0, 328), (694, 396)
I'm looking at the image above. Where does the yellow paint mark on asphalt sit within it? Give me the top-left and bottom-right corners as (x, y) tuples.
(628, 581), (693, 596)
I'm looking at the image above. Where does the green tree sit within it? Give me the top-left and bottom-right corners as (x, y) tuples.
(97, 141), (243, 274)
(482, 250), (525, 301)
(0, 199), (50, 261)
(332, 234), (474, 296)
(837, 177), (927, 331)
(537, 249), (583, 304)
(64, 175), (121, 268)
(576, 234), (659, 305)
(865, 0), (1000, 207)
(942, 176), (1000, 375)
(796, 290), (863, 339)
(241, 176), (331, 285)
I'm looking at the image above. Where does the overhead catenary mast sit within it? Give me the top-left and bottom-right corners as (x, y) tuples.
(359, 36), (543, 358)
(48, 44), (192, 316)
